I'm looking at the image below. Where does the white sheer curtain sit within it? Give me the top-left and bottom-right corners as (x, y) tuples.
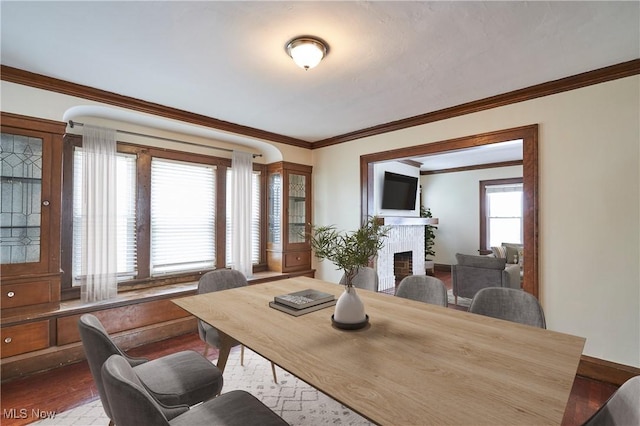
(81, 125), (118, 302)
(230, 151), (253, 277)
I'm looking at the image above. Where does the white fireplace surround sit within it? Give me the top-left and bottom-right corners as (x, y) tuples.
(376, 218), (428, 292)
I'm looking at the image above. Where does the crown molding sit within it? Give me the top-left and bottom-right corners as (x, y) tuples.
(0, 65), (312, 150)
(312, 59), (640, 149)
(2, 59), (638, 150)
(420, 160), (524, 175)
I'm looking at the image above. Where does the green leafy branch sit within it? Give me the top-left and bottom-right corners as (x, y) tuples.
(307, 216), (389, 287)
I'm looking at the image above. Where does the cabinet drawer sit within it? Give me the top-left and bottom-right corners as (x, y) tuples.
(284, 251), (311, 269)
(1, 320), (50, 358)
(1, 281), (53, 309)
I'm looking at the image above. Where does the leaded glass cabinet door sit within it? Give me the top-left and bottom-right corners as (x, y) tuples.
(287, 173), (307, 246)
(267, 170), (282, 249)
(266, 162), (312, 273)
(0, 128), (53, 275)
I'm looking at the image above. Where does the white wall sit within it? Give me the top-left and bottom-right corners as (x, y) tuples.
(422, 166), (523, 265)
(312, 76), (640, 367)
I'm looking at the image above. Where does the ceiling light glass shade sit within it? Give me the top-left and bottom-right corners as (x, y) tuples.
(286, 37), (328, 70)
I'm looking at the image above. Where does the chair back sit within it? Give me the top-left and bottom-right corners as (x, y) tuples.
(197, 269), (248, 342)
(198, 269), (248, 294)
(468, 287), (546, 328)
(395, 275), (448, 307)
(339, 266), (379, 292)
(582, 375), (640, 426)
(102, 355), (188, 426)
(78, 314), (135, 420)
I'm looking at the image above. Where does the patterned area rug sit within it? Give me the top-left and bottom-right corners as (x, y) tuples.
(34, 348), (372, 425)
(447, 289), (472, 307)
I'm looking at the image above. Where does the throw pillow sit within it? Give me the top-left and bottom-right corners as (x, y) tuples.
(518, 247), (524, 267)
(502, 243), (522, 264)
(491, 246), (507, 259)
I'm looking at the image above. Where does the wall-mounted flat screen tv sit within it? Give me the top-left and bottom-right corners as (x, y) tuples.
(381, 171), (419, 210)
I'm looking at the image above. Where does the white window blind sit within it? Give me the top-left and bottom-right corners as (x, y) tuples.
(151, 158), (216, 275)
(72, 149), (137, 283)
(487, 183), (523, 247)
(226, 169), (261, 267)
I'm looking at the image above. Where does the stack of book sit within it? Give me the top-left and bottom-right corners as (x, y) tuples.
(269, 289), (336, 316)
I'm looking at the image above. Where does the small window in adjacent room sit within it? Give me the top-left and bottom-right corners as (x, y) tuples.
(480, 178), (523, 250)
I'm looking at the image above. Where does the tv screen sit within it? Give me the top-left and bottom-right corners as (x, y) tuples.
(381, 171), (418, 210)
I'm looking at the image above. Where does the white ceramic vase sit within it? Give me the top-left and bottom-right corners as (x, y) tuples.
(334, 286), (366, 324)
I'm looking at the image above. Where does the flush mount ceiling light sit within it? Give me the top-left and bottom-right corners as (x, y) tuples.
(285, 36), (328, 71)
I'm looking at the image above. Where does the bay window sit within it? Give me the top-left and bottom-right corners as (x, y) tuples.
(63, 137), (267, 297)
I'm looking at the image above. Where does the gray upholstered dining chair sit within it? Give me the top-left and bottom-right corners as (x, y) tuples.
(78, 314), (223, 425)
(101, 354), (288, 426)
(339, 266), (379, 292)
(197, 269), (277, 383)
(395, 275), (448, 307)
(581, 375), (639, 426)
(468, 287), (546, 328)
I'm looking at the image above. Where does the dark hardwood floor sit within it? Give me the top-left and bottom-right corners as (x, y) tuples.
(1, 271), (618, 426)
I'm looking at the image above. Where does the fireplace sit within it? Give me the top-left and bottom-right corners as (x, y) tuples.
(375, 218), (427, 292)
(394, 251), (413, 283)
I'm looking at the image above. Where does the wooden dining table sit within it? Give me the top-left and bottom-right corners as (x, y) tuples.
(173, 276), (585, 425)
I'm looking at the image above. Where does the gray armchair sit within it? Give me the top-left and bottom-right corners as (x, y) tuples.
(101, 354), (288, 426)
(451, 253), (520, 305)
(78, 314), (223, 424)
(468, 287), (546, 328)
(198, 269), (277, 383)
(395, 275), (448, 307)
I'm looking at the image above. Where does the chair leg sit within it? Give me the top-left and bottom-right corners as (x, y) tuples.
(240, 345), (244, 366)
(270, 362), (278, 384)
(454, 295), (458, 305)
(203, 343), (210, 358)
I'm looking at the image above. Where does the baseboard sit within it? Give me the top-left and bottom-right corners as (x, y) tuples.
(434, 263), (451, 273)
(578, 354), (640, 386)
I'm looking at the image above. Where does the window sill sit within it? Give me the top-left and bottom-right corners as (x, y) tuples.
(1, 269), (315, 326)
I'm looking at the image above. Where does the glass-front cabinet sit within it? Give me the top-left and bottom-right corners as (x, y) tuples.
(1, 132), (44, 268)
(1, 113), (64, 316)
(267, 162), (312, 272)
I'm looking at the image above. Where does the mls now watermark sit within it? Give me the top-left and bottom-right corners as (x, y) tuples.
(3, 408), (56, 420)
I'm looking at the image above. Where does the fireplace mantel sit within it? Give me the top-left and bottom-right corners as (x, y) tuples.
(379, 216), (430, 226)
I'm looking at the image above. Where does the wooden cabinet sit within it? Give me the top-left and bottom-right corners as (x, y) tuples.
(1, 320), (50, 358)
(267, 162), (312, 272)
(1, 112), (64, 317)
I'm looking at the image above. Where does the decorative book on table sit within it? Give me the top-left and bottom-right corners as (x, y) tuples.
(274, 289), (335, 309)
(269, 299), (336, 317)
(269, 288), (336, 317)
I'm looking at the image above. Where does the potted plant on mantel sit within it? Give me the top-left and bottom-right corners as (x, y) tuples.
(307, 216), (389, 328)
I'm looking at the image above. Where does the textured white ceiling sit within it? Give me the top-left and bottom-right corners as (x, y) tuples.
(414, 139), (523, 171)
(1, 1), (638, 144)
